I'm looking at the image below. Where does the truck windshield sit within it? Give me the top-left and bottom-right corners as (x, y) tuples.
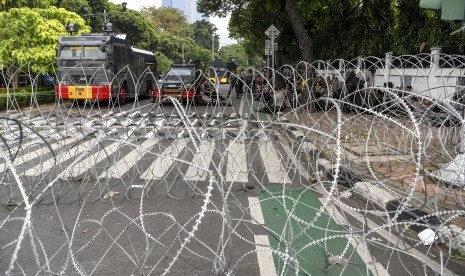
(165, 68), (193, 81)
(60, 46), (106, 60)
(60, 46), (106, 67)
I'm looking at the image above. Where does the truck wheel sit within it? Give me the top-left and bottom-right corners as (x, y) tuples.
(119, 86), (127, 105)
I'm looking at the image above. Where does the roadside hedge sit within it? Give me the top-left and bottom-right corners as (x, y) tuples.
(0, 88), (55, 110)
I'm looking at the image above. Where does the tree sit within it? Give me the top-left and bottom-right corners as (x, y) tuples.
(108, 6), (156, 50)
(155, 52), (172, 75)
(58, 0), (88, 14)
(284, 0), (313, 61)
(141, 6), (192, 37)
(1, 0), (60, 11)
(392, 0), (463, 55)
(198, 0), (314, 62)
(0, 7), (90, 79)
(79, 0), (110, 32)
(191, 19), (219, 52)
(218, 43), (247, 68)
(149, 32), (213, 72)
(201, 0), (465, 63)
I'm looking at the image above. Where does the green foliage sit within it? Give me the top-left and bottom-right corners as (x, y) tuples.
(452, 249), (465, 260)
(201, 0), (465, 63)
(150, 33), (212, 71)
(191, 19), (219, 52)
(155, 53), (173, 75)
(312, 0), (395, 59)
(141, 6), (192, 37)
(0, 7), (90, 74)
(5, 0), (465, 71)
(109, 9), (155, 49)
(58, 0), (88, 13)
(218, 44), (247, 68)
(0, 89), (55, 110)
(82, 0), (110, 32)
(197, 0), (245, 17)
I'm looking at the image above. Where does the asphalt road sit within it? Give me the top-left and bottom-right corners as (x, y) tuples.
(0, 84), (463, 275)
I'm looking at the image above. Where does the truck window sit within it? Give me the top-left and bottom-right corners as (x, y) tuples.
(61, 46), (82, 58)
(165, 68), (193, 81)
(82, 46), (105, 59)
(61, 46), (105, 60)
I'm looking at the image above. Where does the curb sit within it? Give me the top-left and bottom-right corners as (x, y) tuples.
(315, 157), (465, 255)
(284, 106), (465, 260)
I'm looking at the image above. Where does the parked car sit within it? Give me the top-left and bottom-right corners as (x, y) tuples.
(153, 63), (202, 103)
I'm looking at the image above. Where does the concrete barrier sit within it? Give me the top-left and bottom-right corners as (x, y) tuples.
(352, 181), (397, 209)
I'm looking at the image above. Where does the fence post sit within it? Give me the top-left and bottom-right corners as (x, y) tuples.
(327, 59), (331, 78)
(431, 47), (441, 69)
(385, 52), (393, 70)
(384, 51), (393, 83)
(338, 60), (343, 79)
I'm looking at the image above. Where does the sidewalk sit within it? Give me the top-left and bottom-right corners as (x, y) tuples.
(283, 107), (465, 257)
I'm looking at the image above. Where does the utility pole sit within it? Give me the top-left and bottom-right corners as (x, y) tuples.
(265, 25), (280, 88)
(211, 32), (215, 61)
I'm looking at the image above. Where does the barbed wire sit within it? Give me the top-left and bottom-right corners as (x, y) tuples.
(0, 55), (464, 275)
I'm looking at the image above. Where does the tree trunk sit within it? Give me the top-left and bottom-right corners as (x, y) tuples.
(285, 0), (314, 62)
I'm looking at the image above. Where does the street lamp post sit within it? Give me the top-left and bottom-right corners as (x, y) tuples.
(211, 31), (215, 61)
(182, 43), (185, 63)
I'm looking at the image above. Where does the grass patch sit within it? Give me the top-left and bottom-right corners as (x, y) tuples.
(452, 249), (465, 260)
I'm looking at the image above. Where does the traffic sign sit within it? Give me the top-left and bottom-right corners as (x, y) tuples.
(265, 40), (278, 50)
(264, 48), (277, 55)
(265, 24), (280, 39)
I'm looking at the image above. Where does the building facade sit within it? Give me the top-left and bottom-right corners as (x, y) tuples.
(162, 0), (207, 23)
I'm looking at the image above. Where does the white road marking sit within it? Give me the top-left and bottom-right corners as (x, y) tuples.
(288, 142), (454, 276)
(183, 140), (216, 181)
(319, 198), (390, 276)
(3, 139), (44, 153)
(259, 141), (291, 184)
(2, 138), (77, 174)
(65, 141), (122, 178)
(226, 141), (248, 182)
(280, 142), (310, 180)
(328, 198), (458, 276)
(23, 139), (93, 176)
(140, 139), (188, 179)
(254, 235), (277, 276)
(248, 197), (265, 225)
(99, 139), (159, 179)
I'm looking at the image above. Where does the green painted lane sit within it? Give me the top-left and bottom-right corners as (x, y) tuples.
(241, 92), (373, 275)
(259, 186), (372, 276)
(240, 94), (269, 121)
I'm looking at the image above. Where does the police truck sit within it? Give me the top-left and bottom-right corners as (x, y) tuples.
(55, 32), (157, 104)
